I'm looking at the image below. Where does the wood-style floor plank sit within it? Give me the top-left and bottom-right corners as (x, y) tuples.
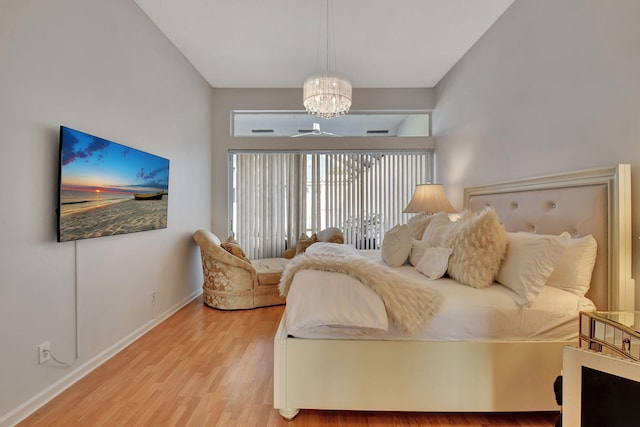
(19, 297), (558, 426)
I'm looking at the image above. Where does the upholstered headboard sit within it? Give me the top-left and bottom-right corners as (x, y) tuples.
(463, 165), (633, 311)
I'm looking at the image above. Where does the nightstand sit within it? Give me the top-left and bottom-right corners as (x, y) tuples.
(579, 311), (640, 361)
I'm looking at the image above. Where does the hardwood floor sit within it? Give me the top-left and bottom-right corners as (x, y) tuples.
(19, 297), (559, 426)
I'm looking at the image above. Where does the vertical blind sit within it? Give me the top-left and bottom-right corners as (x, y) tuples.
(230, 150), (434, 258)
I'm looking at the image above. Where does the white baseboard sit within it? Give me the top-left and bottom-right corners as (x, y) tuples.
(0, 290), (202, 427)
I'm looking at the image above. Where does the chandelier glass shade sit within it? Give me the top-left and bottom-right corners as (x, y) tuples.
(303, 0), (352, 119)
(303, 73), (352, 119)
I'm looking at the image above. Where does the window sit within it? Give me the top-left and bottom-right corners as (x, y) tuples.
(230, 150), (433, 258)
(232, 111), (431, 137)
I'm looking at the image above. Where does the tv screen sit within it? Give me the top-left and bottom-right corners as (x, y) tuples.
(57, 126), (170, 242)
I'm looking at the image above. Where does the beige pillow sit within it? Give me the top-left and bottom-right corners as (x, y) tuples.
(421, 212), (456, 247)
(546, 234), (597, 297)
(295, 233), (318, 255)
(282, 246), (296, 259)
(381, 224), (412, 267)
(221, 236), (251, 263)
(406, 213), (433, 240)
(446, 208), (508, 289)
(497, 232), (570, 306)
(415, 247), (453, 280)
(409, 238), (430, 267)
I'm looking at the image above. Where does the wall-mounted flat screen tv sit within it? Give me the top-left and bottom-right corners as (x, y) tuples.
(57, 126), (170, 242)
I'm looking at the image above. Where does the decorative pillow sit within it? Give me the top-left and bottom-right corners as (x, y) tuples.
(446, 208), (508, 289)
(282, 246), (296, 259)
(421, 212), (456, 247)
(295, 233), (318, 255)
(406, 213), (433, 240)
(415, 247), (453, 280)
(306, 242), (360, 257)
(497, 231), (570, 306)
(409, 238), (430, 267)
(316, 227), (345, 244)
(381, 224), (412, 267)
(221, 236), (251, 263)
(546, 234), (597, 297)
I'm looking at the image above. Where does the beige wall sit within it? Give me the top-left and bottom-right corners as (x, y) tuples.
(210, 88), (435, 237)
(434, 0), (640, 307)
(0, 0), (212, 423)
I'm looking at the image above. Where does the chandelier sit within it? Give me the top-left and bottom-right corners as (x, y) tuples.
(303, 0), (352, 119)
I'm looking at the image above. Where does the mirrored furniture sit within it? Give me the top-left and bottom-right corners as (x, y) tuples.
(579, 311), (640, 361)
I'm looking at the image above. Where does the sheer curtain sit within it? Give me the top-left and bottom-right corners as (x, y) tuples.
(231, 150), (433, 258)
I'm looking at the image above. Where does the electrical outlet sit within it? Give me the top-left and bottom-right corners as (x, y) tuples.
(151, 291), (157, 305)
(38, 341), (50, 364)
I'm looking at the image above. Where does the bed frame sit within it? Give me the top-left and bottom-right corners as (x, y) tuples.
(273, 165), (634, 420)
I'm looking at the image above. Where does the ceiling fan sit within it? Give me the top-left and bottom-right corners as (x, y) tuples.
(291, 122), (343, 138)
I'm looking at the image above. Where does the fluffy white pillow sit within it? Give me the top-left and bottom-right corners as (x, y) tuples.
(497, 232), (570, 306)
(447, 208), (508, 289)
(381, 224), (412, 267)
(546, 235), (597, 296)
(415, 247), (453, 280)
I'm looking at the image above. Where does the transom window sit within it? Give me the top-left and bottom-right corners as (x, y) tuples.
(232, 111), (431, 137)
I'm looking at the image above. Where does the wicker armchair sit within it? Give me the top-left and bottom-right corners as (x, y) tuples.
(193, 229), (289, 310)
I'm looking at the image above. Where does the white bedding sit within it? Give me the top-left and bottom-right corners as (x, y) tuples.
(285, 249), (596, 341)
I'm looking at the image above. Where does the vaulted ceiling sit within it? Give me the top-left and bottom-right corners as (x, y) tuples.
(134, 0), (514, 89)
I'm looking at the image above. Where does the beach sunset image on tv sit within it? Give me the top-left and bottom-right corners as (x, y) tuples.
(57, 126), (170, 242)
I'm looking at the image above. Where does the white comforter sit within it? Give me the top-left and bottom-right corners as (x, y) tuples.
(285, 248), (596, 341)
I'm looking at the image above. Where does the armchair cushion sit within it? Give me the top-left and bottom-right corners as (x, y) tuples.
(295, 233), (318, 255)
(283, 246), (297, 259)
(253, 258), (291, 286)
(221, 235), (251, 263)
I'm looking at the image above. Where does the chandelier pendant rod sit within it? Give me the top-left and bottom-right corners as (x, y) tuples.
(325, 0), (329, 73)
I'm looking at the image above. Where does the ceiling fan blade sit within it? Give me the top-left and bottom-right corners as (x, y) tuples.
(321, 131), (343, 137)
(291, 123), (343, 137)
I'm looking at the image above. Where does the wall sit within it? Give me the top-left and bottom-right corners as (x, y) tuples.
(433, 0), (640, 307)
(210, 88), (436, 237)
(0, 0), (212, 424)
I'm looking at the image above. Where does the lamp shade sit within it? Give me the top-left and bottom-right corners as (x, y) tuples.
(403, 184), (456, 214)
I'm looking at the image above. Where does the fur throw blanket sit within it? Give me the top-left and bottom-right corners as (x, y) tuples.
(279, 253), (443, 335)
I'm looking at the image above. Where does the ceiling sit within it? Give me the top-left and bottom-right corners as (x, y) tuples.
(133, 0), (514, 89)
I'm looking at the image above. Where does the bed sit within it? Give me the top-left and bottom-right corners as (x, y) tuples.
(273, 164), (634, 420)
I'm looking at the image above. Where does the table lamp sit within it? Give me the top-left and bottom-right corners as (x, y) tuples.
(403, 183), (456, 214)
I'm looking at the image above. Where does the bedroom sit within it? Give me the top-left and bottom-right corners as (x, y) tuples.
(1, 0), (639, 425)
